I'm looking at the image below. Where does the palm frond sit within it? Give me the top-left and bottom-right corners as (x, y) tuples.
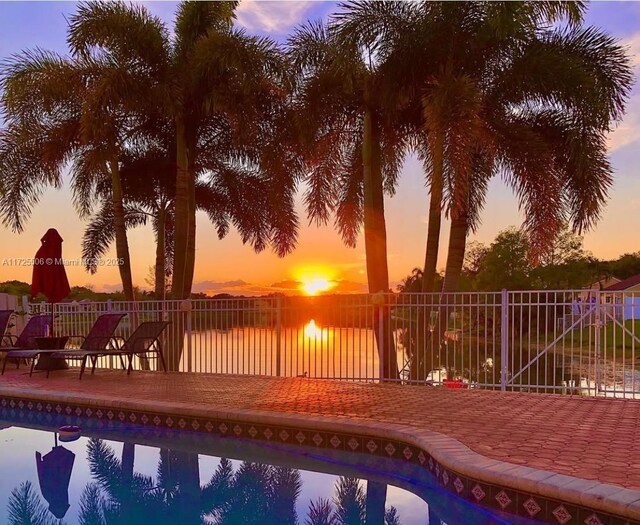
(82, 201), (147, 273)
(68, 1), (170, 74)
(79, 483), (107, 525)
(174, 1), (237, 59)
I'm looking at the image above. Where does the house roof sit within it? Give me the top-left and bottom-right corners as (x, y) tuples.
(604, 273), (640, 291)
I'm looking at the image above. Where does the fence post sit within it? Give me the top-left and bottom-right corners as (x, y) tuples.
(276, 296), (282, 377)
(501, 289), (509, 391)
(185, 300), (193, 373)
(594, 292), (602, 396)
(378, 305), (385, 382)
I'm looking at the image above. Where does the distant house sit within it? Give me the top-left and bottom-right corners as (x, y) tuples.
(604, 273), (640, 320)
(603, 273), (640, 293)
(580, 276), (621, 301)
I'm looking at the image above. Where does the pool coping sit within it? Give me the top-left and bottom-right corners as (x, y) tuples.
(1, 383), (639, 525)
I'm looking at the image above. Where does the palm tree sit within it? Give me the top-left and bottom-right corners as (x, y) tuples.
(289, 18), (413, 380)
(6, 482), (58, 525)
(341, 1), (632, 380)
(307, 477), (402, 525)
(0, 51), (140, 301)
(339, 2), (630, 294)
(66, 2), (298, 301)
(81, 147), (254, 300)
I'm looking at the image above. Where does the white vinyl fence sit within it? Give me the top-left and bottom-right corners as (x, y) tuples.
(25, 290), (639, 398)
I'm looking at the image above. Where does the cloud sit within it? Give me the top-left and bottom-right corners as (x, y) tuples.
(235, 1), (313, 34)
(271, 279), (301, 290)
(192, 280), (252, 295)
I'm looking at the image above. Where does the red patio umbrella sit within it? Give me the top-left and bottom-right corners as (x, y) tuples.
(31, 229), (71, 332)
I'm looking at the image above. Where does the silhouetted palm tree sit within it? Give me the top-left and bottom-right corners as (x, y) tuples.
(65, 2), (298, 303)
(289, 17), (413, 379)
(340, 2), (631, 294)
(0, 49), (141, 300)
(307, 477), (402, 525)
(6, 482), (59, 525)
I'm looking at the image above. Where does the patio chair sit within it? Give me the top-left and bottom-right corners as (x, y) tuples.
(2, 313), (126, 377)
(50, 320), (169, 379)
(0, 310), (14, 347)
(0, 314), (50, 353)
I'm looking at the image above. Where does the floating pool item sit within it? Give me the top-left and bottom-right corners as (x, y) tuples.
(58, 425), (81, 442)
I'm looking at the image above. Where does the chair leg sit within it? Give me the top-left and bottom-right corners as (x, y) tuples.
(30, 357), (37, 377)
(157, 347), (167, 373)
(1, 356), (7, 376)
(118, 354), (126, 370)
(79, 356), (87, 380)
(91, 356), (98, 374)
(127, 354), (134, 375)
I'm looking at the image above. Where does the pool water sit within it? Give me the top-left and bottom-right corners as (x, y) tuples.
(0, 413), (544, 525)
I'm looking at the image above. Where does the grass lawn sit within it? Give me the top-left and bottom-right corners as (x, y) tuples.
(556, 319), (640, 362)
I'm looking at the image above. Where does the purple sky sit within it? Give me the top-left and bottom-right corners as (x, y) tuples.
(0, 1), (639, 295)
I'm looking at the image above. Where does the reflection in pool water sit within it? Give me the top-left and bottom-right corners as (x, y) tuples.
(0, 415), (543, 525)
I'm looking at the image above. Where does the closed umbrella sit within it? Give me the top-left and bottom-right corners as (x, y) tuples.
(31, 228), (71, 332)
(35, 445), (75, 519)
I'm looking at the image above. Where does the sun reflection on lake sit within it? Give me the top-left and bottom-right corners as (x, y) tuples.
(304, 319), (324, 339)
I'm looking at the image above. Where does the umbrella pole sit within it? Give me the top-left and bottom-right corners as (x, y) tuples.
(50, 301), (54, 336)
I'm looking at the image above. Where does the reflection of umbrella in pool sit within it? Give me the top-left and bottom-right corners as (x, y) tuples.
(31, 228), (71, 332)
(35, 445), (75, 519)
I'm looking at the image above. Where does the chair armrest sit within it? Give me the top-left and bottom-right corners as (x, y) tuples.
(111, 336), (126, 350)
(84, 335), (122, 350)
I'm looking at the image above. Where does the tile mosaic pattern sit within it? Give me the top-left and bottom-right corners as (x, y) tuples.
(1, 393), (637, 525)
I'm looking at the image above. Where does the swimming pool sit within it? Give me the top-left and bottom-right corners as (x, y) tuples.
(0, 410), (546, 525)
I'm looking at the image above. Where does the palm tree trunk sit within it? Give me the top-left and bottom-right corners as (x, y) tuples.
(365, 481), (387, 525)
(411, 133), (445, 381)
(168, 117), (191, 371)
(184, 141), (197, 299)
(121, 442), (135, 516)
(362, 104), (398, 381)
(422, 133), (444, 293)
(442, 212), (469, 293)
(155, 207), (166, 300)
(173, 450), (201, 523)
(172, 116), (190, 301)
(109, 159), (135, 302)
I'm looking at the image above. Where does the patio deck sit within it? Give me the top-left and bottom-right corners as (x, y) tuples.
(1, 369), (639, 523)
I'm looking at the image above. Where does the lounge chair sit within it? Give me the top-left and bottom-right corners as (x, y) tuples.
(0, 310), (14, 346)
(50, 320), (169, 379)
(0, 314), (50, 353)
(2, 313), (126, 377)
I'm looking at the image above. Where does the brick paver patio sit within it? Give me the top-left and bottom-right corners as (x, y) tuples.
(1, 369), (639, 491)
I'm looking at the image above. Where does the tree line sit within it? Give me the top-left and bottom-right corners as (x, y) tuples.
(398, 226), (640, 293)
(0, 1), (632, 303)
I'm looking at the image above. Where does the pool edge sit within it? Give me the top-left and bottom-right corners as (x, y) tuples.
(1, 382), (638, 525)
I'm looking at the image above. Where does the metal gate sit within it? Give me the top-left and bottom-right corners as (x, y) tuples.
(503, 291), (639, 398)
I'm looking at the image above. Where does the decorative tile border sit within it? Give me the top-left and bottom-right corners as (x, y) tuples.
(0, 393), (638, 525)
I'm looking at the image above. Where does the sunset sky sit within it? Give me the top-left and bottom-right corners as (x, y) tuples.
(0, 1), (639, 296)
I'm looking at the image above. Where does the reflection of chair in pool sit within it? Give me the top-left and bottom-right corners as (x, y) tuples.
(2, 313), (126, 376)
(50, 320), (169, 378)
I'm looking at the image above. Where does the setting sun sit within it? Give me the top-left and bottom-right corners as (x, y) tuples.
(301, 278), (333, 295)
